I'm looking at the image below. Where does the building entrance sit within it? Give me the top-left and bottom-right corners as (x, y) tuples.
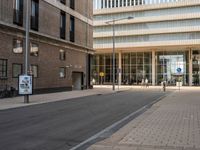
(72, 72), (83, 90)
(192, 50), (200, 86)
(156, 51), (189, 86)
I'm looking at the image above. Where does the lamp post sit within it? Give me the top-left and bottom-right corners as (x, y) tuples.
(105, 16), (134, 91)
(24, 0), (30, 103)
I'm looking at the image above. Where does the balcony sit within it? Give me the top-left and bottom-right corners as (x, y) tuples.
(60, 27), (66, 40)
(31, 16), (38, 31)
(13, 9), (23, 26)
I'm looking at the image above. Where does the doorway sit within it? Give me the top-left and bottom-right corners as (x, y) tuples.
(72, 72), (83, 90)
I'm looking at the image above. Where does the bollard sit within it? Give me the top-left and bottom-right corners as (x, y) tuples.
(163, 81), (166, 92)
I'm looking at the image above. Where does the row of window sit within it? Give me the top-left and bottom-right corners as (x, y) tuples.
(13, 39), (39, 56)
(95, 0), (182, 9)
(0, 59), (67, 79)
(13, 0), (75, 42)
(0, 59), (38, 78)
(60, 0), (75, 10)
(12, 39), (67, 61)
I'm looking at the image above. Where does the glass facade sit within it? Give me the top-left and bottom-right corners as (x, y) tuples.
(156, 51), (189, 86)
(91, 53), (118, 84)
(91, 50), (197, 86)
(122, 52), (152, 85)
(93, 1), (200, 86)
(192, 50), (200, 86)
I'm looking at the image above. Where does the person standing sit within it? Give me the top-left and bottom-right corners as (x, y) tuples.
(145, 78), (149, 88)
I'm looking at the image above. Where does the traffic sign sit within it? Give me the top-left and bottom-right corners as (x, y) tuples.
(99, 72), (104, 77)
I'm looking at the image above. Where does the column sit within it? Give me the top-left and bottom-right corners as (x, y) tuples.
(118, 51), (122, 85)
(189, 49), (193, 86)
(152, 50), (156, 86)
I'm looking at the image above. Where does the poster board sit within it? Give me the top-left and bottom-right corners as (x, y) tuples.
(18, 75), (33, 95)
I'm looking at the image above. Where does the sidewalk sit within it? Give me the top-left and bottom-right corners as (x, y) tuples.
(0, 87), (130, 111)
(88, 89), (200, 150)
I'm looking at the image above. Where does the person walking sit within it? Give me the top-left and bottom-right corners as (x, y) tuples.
(145, 78), (149, 88)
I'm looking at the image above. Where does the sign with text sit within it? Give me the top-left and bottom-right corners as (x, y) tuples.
(18, 75), (33, 95)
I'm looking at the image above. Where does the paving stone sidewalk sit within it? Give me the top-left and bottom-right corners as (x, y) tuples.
(88, 89), (200, 150)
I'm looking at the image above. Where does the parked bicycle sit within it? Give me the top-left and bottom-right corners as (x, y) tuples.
(0, 85), (16, 98)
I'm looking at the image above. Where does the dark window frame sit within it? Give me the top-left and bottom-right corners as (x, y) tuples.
(0, 59), (8, 79)
(12, 63), (23, 78)
(59, 49), (66, 61)
(59, 67), (66, 78)
(31, 0), (39, 31)
(70, 0), (75, 9)
(13, 39), (23, 54)
(30, 42), (39, 57)
(13, 0), (23, 26)
(70, 15), (75, 42)
(30, 64), (38, 78)
(60, 11), (66, 40)
(60, 0), (66, 5)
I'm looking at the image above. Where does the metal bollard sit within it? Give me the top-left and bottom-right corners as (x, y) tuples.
(163, 81), (166, 92)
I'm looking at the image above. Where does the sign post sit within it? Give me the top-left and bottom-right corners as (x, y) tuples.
(19, 75), (33, 102)
(99, 72), (104, 85)
(176, 67), (182, 92)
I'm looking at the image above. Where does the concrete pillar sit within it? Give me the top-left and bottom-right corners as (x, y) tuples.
(118, 51), (122, 85)
(152, 50), (156, 86)
(189, 49), (193, 86)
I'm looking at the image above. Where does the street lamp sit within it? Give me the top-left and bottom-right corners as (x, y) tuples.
(24, 0), (30, 103)
(105, 16), (134, 91)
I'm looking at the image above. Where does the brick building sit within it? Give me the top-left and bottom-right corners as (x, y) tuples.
(0, 0), (93, 94)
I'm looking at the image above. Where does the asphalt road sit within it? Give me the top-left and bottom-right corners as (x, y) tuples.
(0, 90), (166, 150)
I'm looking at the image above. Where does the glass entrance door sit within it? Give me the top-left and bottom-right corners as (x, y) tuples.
(192, 50), (200, 86)
(156, 51), (189, 86)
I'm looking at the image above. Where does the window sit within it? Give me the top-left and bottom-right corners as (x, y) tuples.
(13, 0), (23, 26)
(116, 0), (118, 7)
(59, 49), (66, 60)
(70, 0), (75, 9)
(0, 59), (7, 78)
(12, 64), (22, 78)
(30, 43), (39, 56)
(31, 0), (39, 31)
(70, 16), (75, 42)
(13, 39), (23, 54)
(59, 67), (66, 78)
(120, 0), (122, 6)
(31, 65), (38, 78)
(60, 11), (66, 39)
(60, 0), (66, 5)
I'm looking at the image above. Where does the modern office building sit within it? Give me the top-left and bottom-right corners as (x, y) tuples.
(92, 0), (200, 86)
(0, 0), (93, 94)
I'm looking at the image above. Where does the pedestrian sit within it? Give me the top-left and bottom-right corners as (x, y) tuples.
(141, 78), (144, 88)
(145, 78), (149, 88)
